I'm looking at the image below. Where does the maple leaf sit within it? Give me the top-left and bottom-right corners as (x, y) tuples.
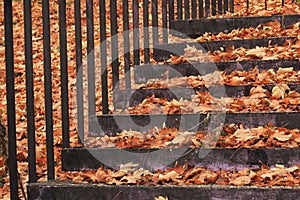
(272, 84), (289, 99)
(158, 171), (181, 182)
(229, 176), (251, 186)
(272, 130), (293, 142)
(231, 128), (259, 142)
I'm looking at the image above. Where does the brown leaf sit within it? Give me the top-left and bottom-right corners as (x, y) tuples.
(158, 171), (180, 182)
(230, 176), (251, 186)
(272, 130), (293, 142)
(272, 84), (289, 99)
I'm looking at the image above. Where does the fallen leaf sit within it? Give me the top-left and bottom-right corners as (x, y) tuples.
(230, 176), (251, 186)
(272, 130), (293, 142)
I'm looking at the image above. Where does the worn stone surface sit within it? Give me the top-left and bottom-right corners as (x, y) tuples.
(27, 183), (300, 200)
(62, 147), (300, 171)
(170, 14), (300, 37)
(89, 112), (300, 137)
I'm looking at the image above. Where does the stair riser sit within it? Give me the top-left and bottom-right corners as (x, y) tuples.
(28, 184), (300, 200)
(89, 113), (300, 136)
(62, 148), (300, 171)
(170, 14), (300, 38)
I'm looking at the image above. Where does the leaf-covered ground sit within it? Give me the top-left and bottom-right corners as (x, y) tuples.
(0, 0), (300, 199)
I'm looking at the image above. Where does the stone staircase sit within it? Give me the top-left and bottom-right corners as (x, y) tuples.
(28, 8), (300, 200)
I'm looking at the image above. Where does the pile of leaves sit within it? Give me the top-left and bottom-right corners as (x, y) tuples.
(194, 21), (300, 42)
(56, 162), (300, 187)
(125, 84), (300, 114)
(84, 123), (300, 149)
(166, 37), (300, 64)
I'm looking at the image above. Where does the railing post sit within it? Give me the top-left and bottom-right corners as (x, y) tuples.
(177, 0), (183, 19)
(169, 0), (175, 26)
(75, 0), (85, 142)
(230, 0), (234, 12)
(42, 0), (55, 180)
(86, 0), (96, 116)
(4, 0), (19, 198)
(24, 0), (37, 183)
(59, 0), (70, 148)
(192, 0), (197, 19)
(152, 0), (159, 45)
(123, 0), (131, 89)
(218, 0), (222, 14)
(111, 0), (119, 89)
(224, 0), (229, 14)
(133, 0), (140, 65)
(99, 0), (109, 114)
(199, 0), (204, 18)
(184, 0), (190, 19)
(162, 0), (168, 43)
(205, 0), (210, 17)
(143, 0), (150, 63)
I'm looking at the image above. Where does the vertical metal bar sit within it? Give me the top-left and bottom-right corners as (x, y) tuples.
(24, 0), (36, 183)
(247, 0), (249, 10)
(162, 0), (168, 43)
(177, 0), (182, 20)
(265, 0), (267, 10)
(169, 0), (174, 27)
(184, 0), (190, 19)
(143, 0), (150, 63)
(111, 0), (119, 89)
(133, 0), (140, 65)
(123, 0), (131, 89)
(230, 0), (234, 12)
(4, 0), (19, 198)
(100, 0), (108, 114)
(205, 0), (210, 17)
(86, 0), (96, 116)
(152, 0), (159, 45)
(224, 0), (228, 13)
(199, 0), (204, 18)
(212, 0), (217, 16)
(75, 0), (84, 142)
(59, 0), (69, 148)
(42, 0), (54, 180)
(192, 0), (197, 19)
(218, 0), (222, 14)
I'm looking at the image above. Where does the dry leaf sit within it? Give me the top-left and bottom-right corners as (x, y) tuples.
(272, 85), (289, 99)
(231, 129), (259, 142)
(158, 171), (180, 182)
(272, 130), (293, 142)
(230, 176), (251, 186)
